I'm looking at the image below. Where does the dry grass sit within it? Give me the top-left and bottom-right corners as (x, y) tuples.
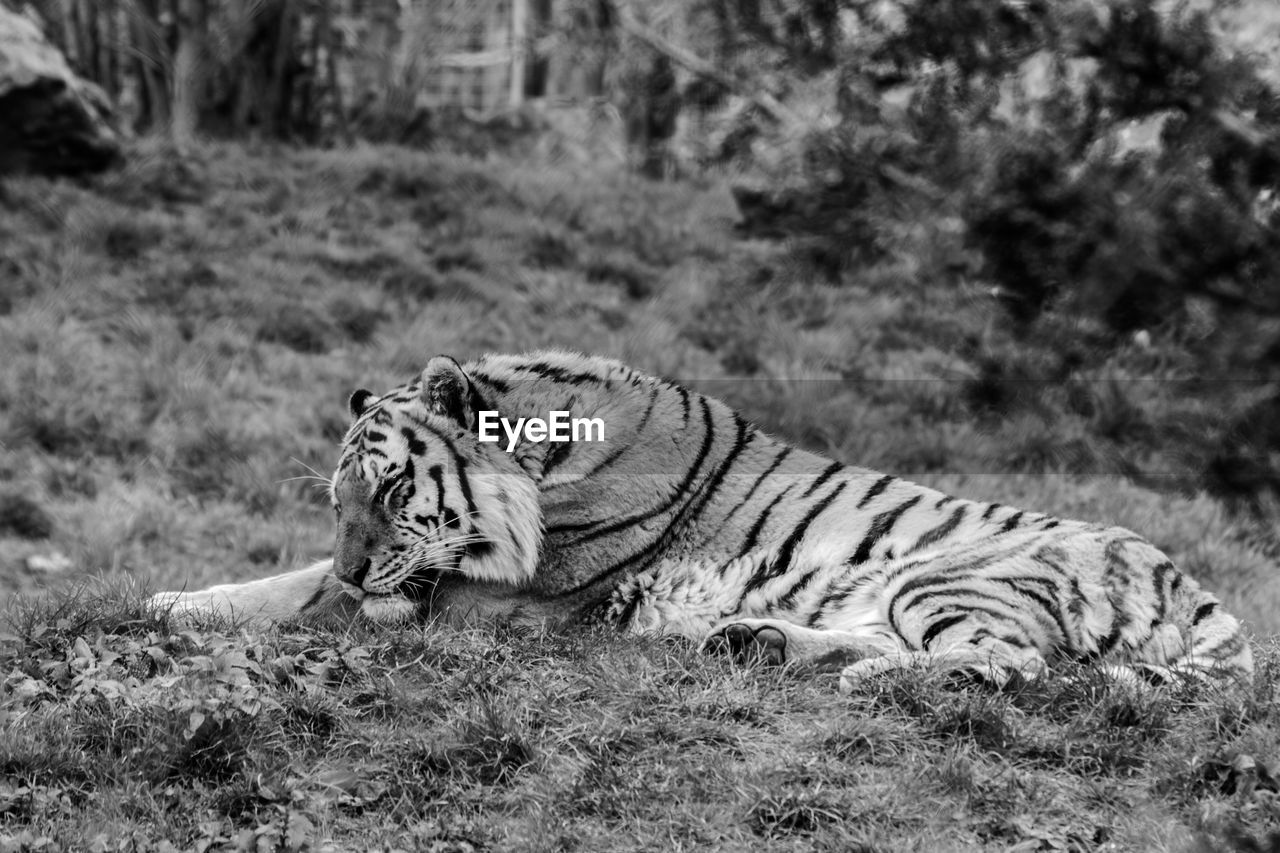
(0, 139), (1278, 850)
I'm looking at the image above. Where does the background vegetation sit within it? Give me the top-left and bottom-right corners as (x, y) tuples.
(1, 0), (1279, 850)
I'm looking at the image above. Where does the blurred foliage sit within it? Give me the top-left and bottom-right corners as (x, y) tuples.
(724, 0), (1280, 511)
(768, 0), (1280, 325)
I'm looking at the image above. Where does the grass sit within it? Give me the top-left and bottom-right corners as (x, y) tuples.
(0, 587), (1277, 851)
(0, 138), (1278, 849)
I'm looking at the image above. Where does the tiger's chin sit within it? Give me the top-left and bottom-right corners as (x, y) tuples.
(359, 595), (419, 624)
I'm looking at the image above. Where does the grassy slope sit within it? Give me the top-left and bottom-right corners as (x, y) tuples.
(0, 141), (1277, 850)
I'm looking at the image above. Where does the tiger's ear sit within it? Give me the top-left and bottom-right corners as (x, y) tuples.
(349, 389), (375, 418)
(420, 355), (475, 429)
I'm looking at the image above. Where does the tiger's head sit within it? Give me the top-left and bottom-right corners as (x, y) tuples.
(331, 356), (542, 623)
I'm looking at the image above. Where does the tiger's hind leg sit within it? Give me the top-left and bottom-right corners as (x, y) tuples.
(703, 617), (1049, 692)
(837, 641), (1049, 693)
(702, 618), (905, 671)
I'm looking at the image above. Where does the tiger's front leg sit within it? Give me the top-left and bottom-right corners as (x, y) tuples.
(148, 559), (358, 628)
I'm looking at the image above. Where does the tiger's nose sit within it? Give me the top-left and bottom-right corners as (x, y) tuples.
(338, 557), (371, 588)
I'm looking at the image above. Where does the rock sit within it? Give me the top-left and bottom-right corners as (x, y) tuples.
(0, 7), (123, 176)
(25, 552), (72, 574)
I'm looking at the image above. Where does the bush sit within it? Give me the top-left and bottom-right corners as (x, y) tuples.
(0, 493), (54, 539)
(732, 0), (1280, 508)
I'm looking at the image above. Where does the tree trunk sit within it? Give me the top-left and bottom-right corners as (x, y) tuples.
(172, 0), (203, 147)
(105, 0), (120, 100)
(509, 0), (527, 108)
(268, 0), (297, 137)
(59, 0), (79, 67)
(526, 0), (552, 98)
(323, 3), (349, 143)
(80, 0), (99, 87)
(133, 0), (171, 133)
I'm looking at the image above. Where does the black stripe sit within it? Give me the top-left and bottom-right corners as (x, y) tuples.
(982, 503), (1001, 521)
(561, 398), (720, 594)
(519, 361), (607, 385)
(1066, 577), (1088, 620)
(1092, 616), (1124, 660)
(857, 474), (895, 509)
(408, 421), (479, 520)
(299, 585), (328, 613)
(371, 455), (409, 507)
(468, 386), (494, 421)
(1151, 560), (1175, 621)
(891, 601), (1014, 648)
(996, 632), (1031, 649)
(775, 566), (820, 609)
(1041, 519), (1060, 530)
(729, 485), (795, 565)
(921, 613), (968, 648)
(471, 370), (512, 393)
(1192, 601), (1218, 626)
(594, 414), (754, 566)
(888, 574), (977, 619)
(805, 571), (886, 627)
(501, 517), (517, 558)
(594, 414), (753, 585)
(427, 464), (446, 510)
(907, 504), (967, 555)
(401, 427), (427, 456)
(999, 511), (1024, 533)
(993, 576), (1072, 651)
(676, 385), (691, 425)
(885, 537), (1024, 584)
(715, 446), (792, 530)
(849, 495), (923, 566)
(669, 415), (753, 531)
(544, 385), (662, 494)
(613, 589), (643, 629)
(935, 495), (955, 509)
(1191, 629), (1246, 661)
(542, 438), (575, 477)
(740, 481), (851, 599)
(559, 396), (717, 546)
(1031, 545), (1071, 579)
(802, 462), (843, 498)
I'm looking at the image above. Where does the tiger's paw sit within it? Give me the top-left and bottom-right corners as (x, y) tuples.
(702, 620), (790, 666)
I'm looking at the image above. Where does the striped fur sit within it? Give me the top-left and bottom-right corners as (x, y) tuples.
(152, 351), (1253, 688)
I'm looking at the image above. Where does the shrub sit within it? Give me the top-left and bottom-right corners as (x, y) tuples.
(0, 492), (54, 539)
(729, 0), (1280, 508)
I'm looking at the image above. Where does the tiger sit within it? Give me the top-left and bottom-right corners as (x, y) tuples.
(152, 350), (1253, 690)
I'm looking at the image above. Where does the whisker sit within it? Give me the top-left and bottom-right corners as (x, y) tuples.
(278, 475), (333, 485)
(289, 458), (333, 487)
